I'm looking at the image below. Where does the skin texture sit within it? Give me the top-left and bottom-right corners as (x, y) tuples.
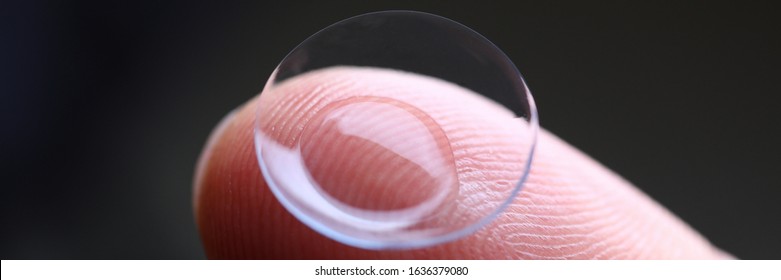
(193, 67), (727, 259)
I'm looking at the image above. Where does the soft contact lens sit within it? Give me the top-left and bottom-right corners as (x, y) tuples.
(254, 11), (538, 250)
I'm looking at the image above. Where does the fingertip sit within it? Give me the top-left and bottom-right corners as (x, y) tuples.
(194, 67), (726, 259)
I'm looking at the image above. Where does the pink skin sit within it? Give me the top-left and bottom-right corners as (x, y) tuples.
(193, 67), (728, 259)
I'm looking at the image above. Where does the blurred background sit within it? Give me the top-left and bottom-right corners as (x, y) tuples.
(1, 1), (778, 259)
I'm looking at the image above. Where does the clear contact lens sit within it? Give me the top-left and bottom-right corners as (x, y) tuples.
(254, 11), (538, 250)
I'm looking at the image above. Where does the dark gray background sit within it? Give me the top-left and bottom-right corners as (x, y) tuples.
(2, 1), (778, 259)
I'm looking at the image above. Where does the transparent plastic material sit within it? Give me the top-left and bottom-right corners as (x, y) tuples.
(254, 11), (538, 250)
